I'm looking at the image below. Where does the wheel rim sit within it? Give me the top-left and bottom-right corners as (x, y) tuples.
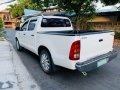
(16, 41), (19, 49)
(41, 53), (50, 71)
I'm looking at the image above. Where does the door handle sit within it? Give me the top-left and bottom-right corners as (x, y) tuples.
(23, 34), (26, 35)
(31, 35), (34, 36)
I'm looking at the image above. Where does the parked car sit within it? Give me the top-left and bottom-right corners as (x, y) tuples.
(15, 16), (117, 75)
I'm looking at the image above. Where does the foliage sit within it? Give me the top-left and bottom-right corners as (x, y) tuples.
(56, 0), (95, 30)
(0, 18), (3, 30)
(115, 32), (120, 40)
(7, 4), (24, 18)
(100, 0), (120, 5)
(19, 0), (43, 10)
(0, 32), (5, 41)
(7, 0), (43, 18)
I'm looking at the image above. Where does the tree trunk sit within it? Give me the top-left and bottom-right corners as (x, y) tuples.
(76, 21), (80, 30)
(75, 15), (89, 30)
(75, 16), (81, 31)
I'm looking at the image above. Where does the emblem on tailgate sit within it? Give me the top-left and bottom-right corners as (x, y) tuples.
(81, 37), (87, 39)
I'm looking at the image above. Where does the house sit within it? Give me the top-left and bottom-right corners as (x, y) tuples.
(90, 11), (120, 32)
(91, 6), (120, 32)
(0, 10), (15, 28)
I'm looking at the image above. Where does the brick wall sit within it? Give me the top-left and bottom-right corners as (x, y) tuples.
(91, 22), (120, 32)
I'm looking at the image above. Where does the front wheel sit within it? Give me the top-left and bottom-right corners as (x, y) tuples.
(39, 49), (55, 74)
(16, 39), (22, 51)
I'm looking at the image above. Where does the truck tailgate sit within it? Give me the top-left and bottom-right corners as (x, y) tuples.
(80, 32), (114, 63)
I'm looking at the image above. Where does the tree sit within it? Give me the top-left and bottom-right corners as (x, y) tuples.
(19, 0), (43, 10)
(45, 0), (120, 30)
(7, 4), (24, 18)
(31, 0), (57, 10)
(101, 0), (120, 5)
(7, 0), (43, 18)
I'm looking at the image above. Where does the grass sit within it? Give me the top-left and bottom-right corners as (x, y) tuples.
(0, 31), (5, 41)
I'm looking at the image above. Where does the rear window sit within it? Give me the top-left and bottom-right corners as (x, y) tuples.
(41, 18), (71, 27)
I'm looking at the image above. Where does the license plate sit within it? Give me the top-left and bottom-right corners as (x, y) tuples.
(97, 58), (109, 67)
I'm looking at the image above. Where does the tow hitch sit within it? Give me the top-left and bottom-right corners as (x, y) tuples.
(82, 72), (87, 76)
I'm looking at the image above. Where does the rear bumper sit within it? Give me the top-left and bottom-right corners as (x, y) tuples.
(75, 50), (117, 72)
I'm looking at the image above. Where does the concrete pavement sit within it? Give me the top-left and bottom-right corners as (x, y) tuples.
(0, 40), (19, 90)
(0, 40), (40, 90)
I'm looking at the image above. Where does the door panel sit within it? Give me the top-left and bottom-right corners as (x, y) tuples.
(25, 19), (37, 52)
(19, 21), (29, 47)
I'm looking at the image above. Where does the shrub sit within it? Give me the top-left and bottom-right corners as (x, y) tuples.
(0, 18), (3, 31)
(115, 32), (120, 40)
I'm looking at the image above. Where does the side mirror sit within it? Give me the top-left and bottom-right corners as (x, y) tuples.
(15, 27), (20, 31)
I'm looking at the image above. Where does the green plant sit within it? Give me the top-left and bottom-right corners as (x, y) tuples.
(115, 32), (120, 40)
(7, 0), (43, 18)
(0, 18), (3, 31)
(0, 32), (5, 41)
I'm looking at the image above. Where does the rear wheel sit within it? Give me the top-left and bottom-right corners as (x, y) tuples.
(16, 39), (22, 51)
(39, 49), (55, 74)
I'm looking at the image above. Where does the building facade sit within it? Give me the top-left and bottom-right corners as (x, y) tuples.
(90, 11), (120, 32)
(0, 10), (15, 28)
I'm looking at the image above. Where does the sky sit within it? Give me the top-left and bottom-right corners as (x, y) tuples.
(0, 0), (13, 4)
(0, 0), (17, 11)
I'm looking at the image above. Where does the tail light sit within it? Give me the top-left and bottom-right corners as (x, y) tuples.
(69, 40), (80, 60)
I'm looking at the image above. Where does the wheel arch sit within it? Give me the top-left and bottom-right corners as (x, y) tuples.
(38, 45), (51, 56)
(38, 45), (58, 72)
(38, 45), (55, 63)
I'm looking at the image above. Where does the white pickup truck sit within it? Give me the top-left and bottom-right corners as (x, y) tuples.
(15, 16), (117, 75)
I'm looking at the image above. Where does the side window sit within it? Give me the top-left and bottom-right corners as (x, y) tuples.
(28, 19), (37, 31)
(21, 21), (29, 31)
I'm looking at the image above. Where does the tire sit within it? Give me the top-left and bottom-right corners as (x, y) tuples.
(39, 49), (55, 74)
(16, 39), (22, 51)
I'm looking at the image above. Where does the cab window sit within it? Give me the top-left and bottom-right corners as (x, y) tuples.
(21, 21), (29, 31)
(28, 19), (37, 31)
(41, 18), (71, 27)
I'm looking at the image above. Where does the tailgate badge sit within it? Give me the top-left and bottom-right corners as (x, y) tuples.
(81, 37), (87, 39)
